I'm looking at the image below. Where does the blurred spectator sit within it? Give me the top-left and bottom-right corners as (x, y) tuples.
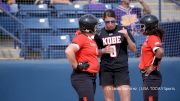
(1, 0), (16, 4)
(34, 0), (45, 4)
(71, 0), (97, 4)
(0, 3), (10, 12)
(99, 0), (120, 3)
(50, 0), (72, 4)
(114, 0), (151, 35)
(15, 0), (34, 4)
(7, 0), (16, 4)
(0, 0), (11, 12)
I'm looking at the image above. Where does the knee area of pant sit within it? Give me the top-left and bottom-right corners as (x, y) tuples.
(144, 96), (158, 101)
(79, 96), (88, 101)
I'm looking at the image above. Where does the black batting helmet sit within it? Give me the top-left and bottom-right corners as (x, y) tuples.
(139, 14), (159, 34)
(79, 14), (98, 33)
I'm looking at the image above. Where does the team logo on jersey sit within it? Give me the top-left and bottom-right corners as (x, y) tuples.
(102, 36), (122, 45)
(121, 14), (138, 26)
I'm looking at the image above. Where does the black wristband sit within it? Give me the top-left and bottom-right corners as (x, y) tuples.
(152, 57), (161, 66)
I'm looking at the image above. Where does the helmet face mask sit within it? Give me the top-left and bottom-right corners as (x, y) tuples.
(134, 24), (146, 34)
(79, 14), (98, 34)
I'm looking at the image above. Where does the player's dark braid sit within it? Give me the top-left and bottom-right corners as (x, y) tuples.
(156, 28), (165, 41)
(148, 27), (165, 41)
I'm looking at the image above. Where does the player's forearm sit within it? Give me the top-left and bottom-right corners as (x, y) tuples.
(155, 48), (164, 58)
(140, 1), (151, 14)
(126, 37), (137, 53)
(65, 47), (78, 69)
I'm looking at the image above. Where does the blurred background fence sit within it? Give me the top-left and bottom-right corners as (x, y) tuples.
(0, 0), (180, 59)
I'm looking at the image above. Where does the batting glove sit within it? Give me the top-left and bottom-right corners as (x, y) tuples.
(76, 61), (89, 71)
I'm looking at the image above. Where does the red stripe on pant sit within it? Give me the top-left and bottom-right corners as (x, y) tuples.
(83, 97), (87, 101)
(149, 96), (153, 101)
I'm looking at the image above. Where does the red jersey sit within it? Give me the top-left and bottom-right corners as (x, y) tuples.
(72, 34), (99, 73)
(139, 35), (162, 70)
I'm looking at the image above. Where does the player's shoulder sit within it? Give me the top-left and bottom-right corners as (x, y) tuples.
(148, 35), (161, 41)
(73, 34), (87, 42)
(99, 28), (107, 36)
(113, 7), (119, 11)
(148, 35), (160, 39)
(75, 33), (86, 38)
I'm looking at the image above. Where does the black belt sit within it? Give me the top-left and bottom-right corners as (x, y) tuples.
(73, 70), (96, 76)
(140, 68), (160, 74)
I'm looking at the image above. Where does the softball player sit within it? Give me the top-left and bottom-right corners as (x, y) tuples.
(65, 14), (99, 101)
(95, 9), (136, 101)
(139, 14), (165, 101)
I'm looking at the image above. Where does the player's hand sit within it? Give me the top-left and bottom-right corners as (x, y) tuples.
(76, 61), (89, 71)
(102, 45), (114, 54)
(118, 27), (129, 38)
(144, 65), (155, 76)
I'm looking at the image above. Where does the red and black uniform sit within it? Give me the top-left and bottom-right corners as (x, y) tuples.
(71, 33), (99, 101)
(95, 25), (135, 86)
(139, 35), (162, 101)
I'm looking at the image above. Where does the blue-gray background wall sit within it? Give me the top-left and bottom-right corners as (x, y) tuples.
(0, 58), (179, 101)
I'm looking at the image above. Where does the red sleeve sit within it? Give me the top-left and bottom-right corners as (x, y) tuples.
(72, 35), (86, 48)
(148, 35), (162, 53)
